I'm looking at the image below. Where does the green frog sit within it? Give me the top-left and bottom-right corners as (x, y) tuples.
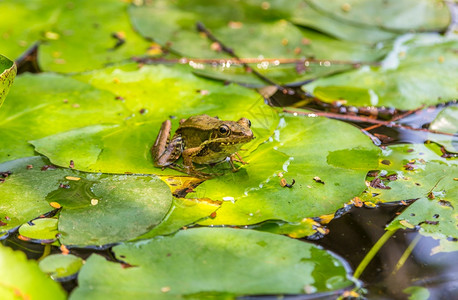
(151, 114), (254, 177)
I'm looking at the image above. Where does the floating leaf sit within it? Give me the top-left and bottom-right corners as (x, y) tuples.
(134, 198), (221, 241)
(306, 0), (451, 32)
(195, 113), (380, 225)
(429, 106), (458, 153)
(0, 0), (150, 72)
(0, 73), (127, 164)
(0, 244), (66, 299)
(130, 0), (387, 85)
(362, 144), (457, 254)
(71, 228), (353, 299)
(0, 157), (173, 246)
(291, 1), (397, 43)
(39, 254), (84, 281)
(31, 64), (276, 174)
(0, 54), (16, 109)
(18, 218), (59, 243)
(303, 35), (458, 110)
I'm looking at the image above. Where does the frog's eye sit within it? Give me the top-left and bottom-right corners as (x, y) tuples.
(247, 119), (251, 128)
(219, 125), (231, 136)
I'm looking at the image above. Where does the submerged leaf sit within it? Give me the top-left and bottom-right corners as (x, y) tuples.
(39, 254), (84, 281)
(71, 228), (353, 299)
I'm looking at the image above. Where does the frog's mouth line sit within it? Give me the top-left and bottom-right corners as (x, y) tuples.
(215, 136), (254, 146)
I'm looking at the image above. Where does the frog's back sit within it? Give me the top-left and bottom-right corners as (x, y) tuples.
(177, 115), (220, 149)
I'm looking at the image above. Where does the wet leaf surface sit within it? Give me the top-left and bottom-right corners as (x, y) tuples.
(0, 157), (172, 246)
(71, 228), (353, 299)
(30, 64), (276, 174)
(361, 144), (457, 254)
(303, 35), (458, 110)
(196, 113), (380, 225)
(18, 217), (59, 243)
(0, 244), (66, 299)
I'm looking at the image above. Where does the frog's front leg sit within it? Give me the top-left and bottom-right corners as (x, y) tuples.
(152, 120), (183, 168)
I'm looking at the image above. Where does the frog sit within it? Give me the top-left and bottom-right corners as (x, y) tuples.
(151, 114), (254, 177)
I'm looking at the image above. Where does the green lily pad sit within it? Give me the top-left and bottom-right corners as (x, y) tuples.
(291, 1), (397, 43)
(0, 72), (128, 164)
(0, 54), (16, 109)
(129, 0), (387, 85)
(403, 286), (430, 300)
(39, 254), (84, 281)
(134, 198), (221, 241)
(195, 112), (380, 226)
(359, 144), (457, 254)
(0, 0), (61, 59)
(306, 0), (451, 32)
(303, 35), (458, 110)
(192, 60), (355, 87)
(0, 0), (150, 72)
(71, 228), (353, 299)
(0, 244), (66, 299)
(31, 64), (277, 174)
(429, 106), (458, 153)
(0, 156), (173, 246)
(18, 218), (59, 243)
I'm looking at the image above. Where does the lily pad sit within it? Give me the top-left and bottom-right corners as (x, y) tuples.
(196, 113), (380, 225)
(39, 254), (84, 281)
(0, 54), (16, 109)
(134, 198), (221, 241)
(0, 244), (66, 299)
(0, 156), (173, 246)
(31, 64), (277, 174)
(18, 217), (59, 243)
(71, 228), (353, 299)
(306, 0), (451, 32)
(360, 144), (457, 254)
(303, 35), (458, 110)
(429, 106), (458, 153)
(129, 0), (387, 85)
(0, 73), (128, 164)
(291, 1), (397, 43)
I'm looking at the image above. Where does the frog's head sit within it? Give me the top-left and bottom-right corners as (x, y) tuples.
(213, 117), (254, 151)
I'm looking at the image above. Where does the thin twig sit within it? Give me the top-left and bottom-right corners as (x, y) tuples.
(195, 22), (292, 94)
(362, 105), (425, 132)
(283, 108), (456, 136)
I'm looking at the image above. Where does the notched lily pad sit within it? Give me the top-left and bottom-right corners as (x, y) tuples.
(71, 228), (354, 299)
(0, 156), (173, 246)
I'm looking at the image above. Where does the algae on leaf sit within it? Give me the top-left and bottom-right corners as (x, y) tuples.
(71, 228), (353, 299)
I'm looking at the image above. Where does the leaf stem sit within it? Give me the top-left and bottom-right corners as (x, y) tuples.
(392, 233), (422, 275)
(353, 229), (396, 279)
